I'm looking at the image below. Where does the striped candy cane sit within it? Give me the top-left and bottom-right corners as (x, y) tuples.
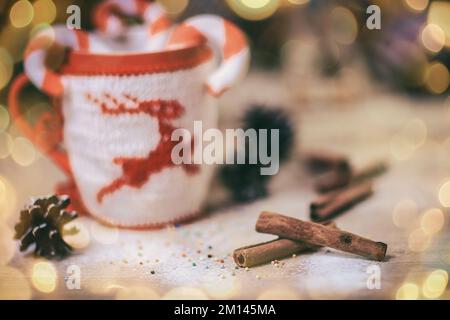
(93, 0), (172, 44)
(167, 15), (250, 97)
(24, 25), (93, 97)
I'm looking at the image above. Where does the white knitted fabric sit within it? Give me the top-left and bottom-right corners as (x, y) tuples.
(61, 59), (218, 227)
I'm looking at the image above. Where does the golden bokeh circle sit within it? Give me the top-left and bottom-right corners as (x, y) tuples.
(9, 0), (34, 28)
(32, 0), (57, 25)
(404, 118), (427, 148)
(420, 208), (445, 235)
(0, 105), (10, 133)
(392, 199), (419, 229)
(287, 0), (310, 5)
(424, 62), (450, 94)
(403, 0), (429, 12)
(31, 261), (57, 293)
(226, 0), (280, 21)
(11, 137), (36, 166)
(396, 282), (419, 300)
(0, 132), (13, 159)
(422, 24), (446, 53)
(422, 269), (448, 299)
(0, 48), (14, 91)
(329, 7), (358, 45)
(438, 180), (450, 207)
(157, 0), (189, 16)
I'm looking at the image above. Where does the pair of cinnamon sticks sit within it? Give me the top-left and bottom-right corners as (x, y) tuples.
(305, 150), (387, 222)
(304, 150), (387, 193)
(233, 212), (387, 268)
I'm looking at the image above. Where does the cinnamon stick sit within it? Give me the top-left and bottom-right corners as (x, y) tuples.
(310, 182), (373, 222)
(314, 169), (351, 193)
(314, 161), (387, 193)
(351, 161), (387, 184)
(256, 212), (387, 261)
(304, 150), (351, 174)
(233, 221), (337, 268)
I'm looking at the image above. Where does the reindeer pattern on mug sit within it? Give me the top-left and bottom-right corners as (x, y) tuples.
(85, 92), (199, 203)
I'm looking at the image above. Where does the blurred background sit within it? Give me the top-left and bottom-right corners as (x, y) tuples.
(1, 0), (450, 300)
(1, 0), (450, 210)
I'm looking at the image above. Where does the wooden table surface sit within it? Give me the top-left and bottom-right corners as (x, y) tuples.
(1, 72), (450, 300)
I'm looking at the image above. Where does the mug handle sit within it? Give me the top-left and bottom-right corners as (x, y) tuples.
(24, 25), (91, 97)
(8, 74), (72, 177)
(167, 15), (250, 97)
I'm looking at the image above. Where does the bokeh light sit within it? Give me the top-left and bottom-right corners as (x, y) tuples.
(403, 0), (429, 12)
(408, 228), (431, 252)
(9, 0), (34, 28)
(226, 0), (280, 21)
(115, 286), (160, 300)
(420, 208), (445, 235)
(157, 0), (189, 15)
(390, 118), (427, 161)
(428, 1), (450, 48)
(162, 287), (209, 300)
(11, 136), (36, 166)
(0, 266), (32, 299)
(84, 266), (121, 295)
(203, 275), (241, 299)
(0, 175), (17, 222)
(422, 269), (448, 299)
(31, 261), (57, 293)
(0, 132), (13, 159)
(0, 223), (15, 266)
(403, 118), (428, 148)
(390, 134), (417, 161)
(242, 0), (272, 8)
(63, 220), (91, 250)
(287, 0), (309, 5)
(438, 180), (450, 207)
(0, 48), (13, 91)
(421, 24), (446, 53)
(392, 199), (419, 229)
(32, 0), (57, 25)
(396, 282), (419, 300)
(0, 105), (10, 133)
(424, 62), (450, 94)
(329, 7), (358, 45)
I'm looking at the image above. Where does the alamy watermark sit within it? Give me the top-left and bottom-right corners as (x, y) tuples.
(171, 121), (280, 176)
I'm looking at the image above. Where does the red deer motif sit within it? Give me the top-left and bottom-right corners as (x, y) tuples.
(86, 92), (199, 203)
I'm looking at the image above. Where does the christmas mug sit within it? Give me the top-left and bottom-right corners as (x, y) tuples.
(9, 8), (250, 229)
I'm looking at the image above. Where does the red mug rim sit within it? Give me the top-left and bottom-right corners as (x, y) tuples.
(60, 43), (214, 76)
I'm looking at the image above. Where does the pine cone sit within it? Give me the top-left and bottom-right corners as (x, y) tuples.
(14, 195), (78, 259)
(220, 106), (294, 203)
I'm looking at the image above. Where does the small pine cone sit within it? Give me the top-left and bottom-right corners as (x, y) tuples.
(14, 195), (78, 259)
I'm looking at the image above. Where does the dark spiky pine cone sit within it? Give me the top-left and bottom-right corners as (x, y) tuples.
(220, 106), (294, 203)
(14, 195), (78, 259)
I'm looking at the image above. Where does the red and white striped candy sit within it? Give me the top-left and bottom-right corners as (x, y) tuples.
(24, 25), (92, 97)
(167, 15), (250, 97)
(93, 0), (172, 42)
